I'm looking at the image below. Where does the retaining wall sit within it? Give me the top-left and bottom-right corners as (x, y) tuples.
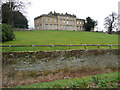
(2, 49), (119, 71)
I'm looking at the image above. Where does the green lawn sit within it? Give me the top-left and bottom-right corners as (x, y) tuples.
(16, 72), (119, 88)
(2, 30), (118, 51)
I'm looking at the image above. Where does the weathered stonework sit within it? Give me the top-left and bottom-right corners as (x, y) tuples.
(2, 49), (119, 72)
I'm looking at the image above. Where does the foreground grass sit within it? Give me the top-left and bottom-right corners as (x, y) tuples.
(16, 72), (119, 88)
(2, 30), (118, 52)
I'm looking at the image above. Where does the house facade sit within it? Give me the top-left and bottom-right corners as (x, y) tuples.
(34, 11), (85, 31)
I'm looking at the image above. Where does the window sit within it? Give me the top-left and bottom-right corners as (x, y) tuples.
(60, 25), (62, 30)
(73, 26), (75, 30)
(37, 20), (39, 23)
(37, 26), (39, 30)
(54, 19), (56, 22)
(54, 25), (57, 29)
(60, 20), (62, 24)
(64, 17), (65, 19)
(67, 26), (69, 30)
(67, 21), (69, 24)
(63, 20), (65, 23)
(77, 21), (79, 24)
(36, 25), (39, 30)
(40, 24), (42, 29)
(80, 22), (82, 24)
(80, 26), (83, 30)
(70, 21), (72, 25)
(64, 26), (66, 30)
(50, 24), (52, 29)
(50, 18), (52, 22)
(77, 26), (79, 30)
(73, 20), (75, 24)
(67, 17), (68, 19)
(70, 26), (72, 30)
(45, 24), (48, 29)
(46, 18), (48, 22)
(40, 19), (41, 21)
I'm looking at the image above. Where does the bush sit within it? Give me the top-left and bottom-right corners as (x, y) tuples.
(2, 24), (15, 42)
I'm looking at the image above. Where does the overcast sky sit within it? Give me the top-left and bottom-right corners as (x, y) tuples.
(26, 0), (119, 31)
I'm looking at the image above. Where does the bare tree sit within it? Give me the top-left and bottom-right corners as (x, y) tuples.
(5, 0), (31, 12)
(104, 12), (118, 34)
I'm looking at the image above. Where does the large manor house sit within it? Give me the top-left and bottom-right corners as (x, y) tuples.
(34, 11), (85, 31)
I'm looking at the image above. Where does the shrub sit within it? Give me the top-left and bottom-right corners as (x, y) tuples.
(91, 76), (100, 84)
(2, 24), (15, 42)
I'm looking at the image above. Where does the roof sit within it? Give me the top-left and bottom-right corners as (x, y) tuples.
(76, 18), (85, 21)
(34, 11), (77, 20)
(34, 14), (57, 20)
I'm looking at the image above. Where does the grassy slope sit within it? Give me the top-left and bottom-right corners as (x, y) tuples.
(16, 72), (118, 88)
(2, 30), (118, 51)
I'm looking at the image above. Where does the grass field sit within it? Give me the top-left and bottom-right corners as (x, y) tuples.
(16, 72), (119, 88)
(2, 30), (118, 51)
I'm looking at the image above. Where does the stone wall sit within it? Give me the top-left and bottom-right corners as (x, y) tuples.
(2, 49), (119, 72)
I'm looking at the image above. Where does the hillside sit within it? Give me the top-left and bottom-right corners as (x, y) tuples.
(2, 30), (118, 51)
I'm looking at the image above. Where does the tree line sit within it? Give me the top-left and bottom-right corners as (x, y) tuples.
(1, 0), (30, 42)
(2, 1), (29, 28)
(84, 12), (118, 34)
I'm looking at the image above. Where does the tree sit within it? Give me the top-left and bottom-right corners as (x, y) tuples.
(13, 11), (28, 28)
(2, 1), (29, 28)
(83, 17), (97, 31)
(1, 0), (30, 27)
(1, 3), (12, 25)
(104, 12), (118, 34)
(2, 0), (31, 12)
(2, 24), (15, 42)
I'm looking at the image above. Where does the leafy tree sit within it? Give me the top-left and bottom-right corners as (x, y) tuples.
(84, 17), (97, 31)
(13, 11), (28, 28)
(104, 12), (118, 34)
(2, 24), (15, 42)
